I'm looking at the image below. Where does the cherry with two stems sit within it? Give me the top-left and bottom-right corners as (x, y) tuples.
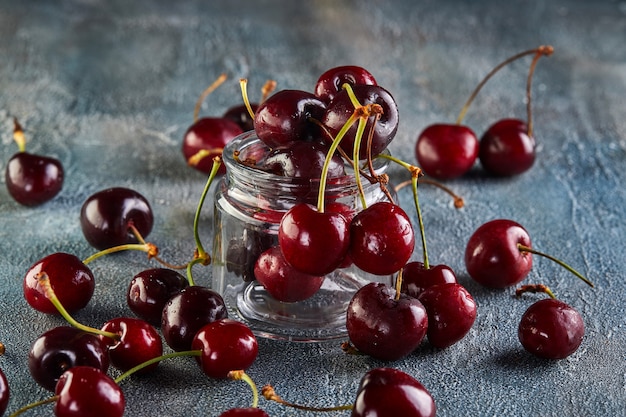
(5, 118), (64, 206)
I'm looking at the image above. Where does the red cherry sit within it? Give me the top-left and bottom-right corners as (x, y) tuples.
(400, 261), (458, 299)
(182, 117), (244, 175)
(100, 317), (163, 373)
(5, 151), (64, 206)
(351, 368), (436, 417)
(415, 124), (478, 179)
(464, 219), (533, 288)
(23, 252), (95, 315)
(219, 409), (270, 417)
(223, 103), (258, 132)
(191, 319), (258, 379)
(518, 298), (585, 359)
(314, 65), (377, 103)
(0, 367), (9, 416)
(346, 283), (428, 361)
(479, 118), (535, 176)
(350, 202), (415, 276)
(54, 366), (125, 417)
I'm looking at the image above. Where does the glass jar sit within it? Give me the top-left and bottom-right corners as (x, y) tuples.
(212, 131), (395, 341)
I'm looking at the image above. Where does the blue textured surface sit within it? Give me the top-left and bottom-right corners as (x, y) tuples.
(1, 1), (625, 416)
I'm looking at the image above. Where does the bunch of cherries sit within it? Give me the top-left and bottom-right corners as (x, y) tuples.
(2, 49), (593, 417)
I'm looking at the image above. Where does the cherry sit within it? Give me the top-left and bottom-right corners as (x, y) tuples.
(23, 252), (95, 315)
(161, 285), (228, 351)
(54, 366), (125, 417)
(182, 117), (244, 175)
(322, 84), (399, 159)
(28, 326), (110, 392)
(400, 261), (457, 299)
(226, 228), (274, 283)
(518, 298), (585, 359)
(219, 408), (269, 417)
(415, 124), (478, 179)
(254, 245), (325, 302)
(5, 118), (64, 206)
(351, 367), (436, 417)
(464, 219), (533, 288)
(100, 317), (163, 373)
(223, 103), (258, 132)
(417, 283), (477, 348)
(191, 318), (258, 379)
(479, 118), (535, 176)
(278, 203), (350, 276)
(0, 366), (8, 417)
(346, 282), (428, 361)
(126, 267), (189, 326)
(314, 65), (377, 103)
(254, 89), (327, 148)
(80, 187), (154, 250)
(261, 140), (345, 179)
(349, 202), (415, 276)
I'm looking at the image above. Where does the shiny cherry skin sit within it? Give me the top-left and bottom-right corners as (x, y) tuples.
(262, 140), (345, 179)
(219, 408), (270, 417)
(23, 252), (95, 315)
(223, 103), (258, 132)
(254, 89), (326, 148)
(182, 117), (244, 175)
(350, 202), (415, 276)
(314, 65), (377, 103)
(254, 246), (325, 302)
(0, 367), (8, 417)
(322, 84), (399, 159)
(479, 118), (535, 176)
(278, 203), (350, 276)
(352, 367), (436, 417)
(418, 283), (477, 348)
(100, 317), (163, 373)
(5, 151), (64, 206)
(161, 286), (228, 351)
(518, 298), (585, 359)
(55, 366), (125, 417)
(465, 219), (533, 288)
(346, 283), (428, 361)
(192, 319), (258, 379)
(401, 261), (457, 299)
(415, 124), (479, 179)
(226, 228), (274, 283)
(28, 326), (110, 392)
(80, 187), (154, 250)
(127, 268), (189, 326)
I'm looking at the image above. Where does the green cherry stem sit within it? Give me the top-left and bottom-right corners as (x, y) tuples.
(352, 117), (368, 209)
(115, 350), (202, 384)
(410, 175), (429, 270)
(9, 396), (58, 417)
(36, 272), (119, 341)
(229, 370), (260, 409)
(517, 244), (594, 287)
(262, 385), (353, 412)
(82, 242), (159, 265)
(12, 118), (27, 153)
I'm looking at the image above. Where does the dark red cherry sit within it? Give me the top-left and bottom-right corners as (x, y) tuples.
(127, 268), (189, 326)
(100, 317), (163, 373)
(314, 65), (377, 103)
(0, 367), (8, 417)
(352, 367), (436, 417)
(80, 187), (154, 250)
(28, 326), (110, 392)
(223, 103), (258, 132)
(278, 203), (350, 276)
(346, 283), (428, 361)
(254, 246), (325, 302)
(518, 298), (584, 359)
(182, 117), (244, 175)
(464, 219), (533, 288)
(322, 84), (399, 159)
(254, 89), (327, 148)
(192, 319), (258, 379)
(401, 261), (457, 299)
(23, 252), (95, 315)
(415, 124), (479, 179)
(261, 140), (345, 179)
(54, 366), (125, 417)
(479, 118), (535, 176)
(418, 283), (477, 348)
(350, 202), (415, 276)
(226, 228), (274, 283)
(219, 408), (270, 417)
(161, 286), (228, 351)
(5, 151), (64, 206)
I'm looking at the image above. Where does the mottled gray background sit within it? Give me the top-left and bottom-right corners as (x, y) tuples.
(1, 0), (625, 416)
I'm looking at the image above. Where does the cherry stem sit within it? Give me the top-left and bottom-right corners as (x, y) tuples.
(260, 79), (277, 103)
(82, 242), (159, 265)
(114, 350), (202, 384)
(12, 118), (27, 153)
(352, 117), (368, 209)
(394, 178), (464, 209)
(517, 244), (594, 287)
(36, 272), (120, 341)
(455, 45), (554, 125)
(526, 46), (553, 137)
(394, 267), (404, 301)
(261, 385), (353, 412)
(129, 224), (188, 270)
(0, 341), (5, 355)
(240, 78), (256, 120)
(187, 148), (224, 167)
(410, 176), (430, 270)
(515, 283), (556, 299)
(9, 395), (58, 417)
(228, 370), (260, 409)
(193, 73), (227, 123)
